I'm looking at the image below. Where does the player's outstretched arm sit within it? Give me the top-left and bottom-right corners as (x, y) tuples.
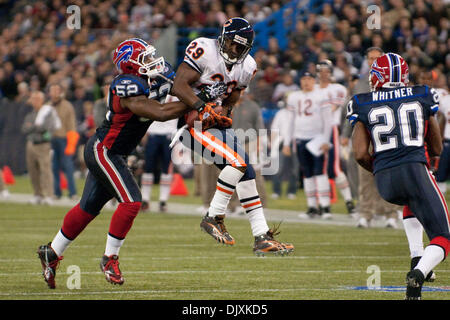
(426, 115), (443, 157)
(352, 121), (373, 172)
(172, 62), (202, 108)
(121, 95), (189, 122)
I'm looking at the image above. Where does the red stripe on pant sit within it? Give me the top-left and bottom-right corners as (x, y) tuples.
(109, 202), (141, 240)
(403, 206), (415, 219)
(61, 203), (96, 240)
(96, 141), (131, 202)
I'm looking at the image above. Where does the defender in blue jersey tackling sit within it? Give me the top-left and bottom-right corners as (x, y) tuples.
(36, 38), (228, 288)
(348, 53), (450, 300)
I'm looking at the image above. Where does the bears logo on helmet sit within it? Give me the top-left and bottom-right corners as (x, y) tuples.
(369, 53), (409, 91)
(218, 17), (254, 65)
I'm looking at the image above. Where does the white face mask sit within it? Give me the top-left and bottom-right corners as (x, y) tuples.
(130, 45), (165, 79)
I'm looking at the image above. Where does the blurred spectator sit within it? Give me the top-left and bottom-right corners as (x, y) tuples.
(185, 1), (206, 27)
(47, 83), (78, 200)
(270, 101), (299, 200)
(317, 3), (337, 29)
(93, 76), (112, 128)
(15, 81), (30, 103)
(272, 71), (299, 103)
(21, 90), (61, 205)
(244, 3), (267, 25)
(229, 91), (268, 213)
(249, 74), (274, 109)
(76, 101), (96, 178)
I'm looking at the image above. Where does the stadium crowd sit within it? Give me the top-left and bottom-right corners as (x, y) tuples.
(0, 0), (448, 213)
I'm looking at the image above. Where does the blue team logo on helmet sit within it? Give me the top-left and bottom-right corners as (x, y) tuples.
(114, 44), (133, 70)
(370, 61), (384, 82)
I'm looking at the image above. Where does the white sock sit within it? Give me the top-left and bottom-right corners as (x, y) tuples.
(437, 182), (447, 195)
(236, 179), (269, 237)
(402, 217), (425, 258)
(316, 174), (330, 208)
(335, 172), (352, 202)
(159, 173), (172, 202)
(105, 234), (125, 257)
(303, 177), (317, 208)
(208, 166), (245, 217)
(415, 245), (445, 277)
(141, 173), (154, 202)
(51, 230), (72, 257)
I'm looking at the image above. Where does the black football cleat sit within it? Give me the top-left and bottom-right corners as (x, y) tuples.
(410, 256), (436, 282)
(159, 201), (167, 212)
(141, 201), (150, 212)
(200, 213), (235, 245)
(100, 255), (124, 285)
(37, 243), (63, 289)
(320, 206), (332, 220)
(253, 226), (294, 257)
(345, 201), (356, 214)
(405, 269), (425, 300)
(307, 207), (320, 218)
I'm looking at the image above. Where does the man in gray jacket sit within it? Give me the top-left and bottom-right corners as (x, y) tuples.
(22, 91), (61, 205)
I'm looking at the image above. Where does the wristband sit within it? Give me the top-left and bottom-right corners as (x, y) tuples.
(196, 90), (210, 102)
(193, 99), (206, 112)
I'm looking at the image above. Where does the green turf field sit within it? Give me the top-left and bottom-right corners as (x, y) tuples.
(0, 176), (449, 300)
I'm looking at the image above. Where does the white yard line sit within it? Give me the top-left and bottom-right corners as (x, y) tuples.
(0, 287), (349, 297)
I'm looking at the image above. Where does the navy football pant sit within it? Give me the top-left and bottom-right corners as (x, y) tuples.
(81, 135), (142, 215)
(296, 139), (327, 178)
(436, 139), (450, 183)
(144, 134), (171, 173)
(375, 162), (450, 242)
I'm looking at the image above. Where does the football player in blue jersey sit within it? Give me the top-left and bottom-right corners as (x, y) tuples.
(348, 53), (450, 299)
(36, 38), (228, 288)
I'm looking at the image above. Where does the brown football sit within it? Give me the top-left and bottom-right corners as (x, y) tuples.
(185, 106), (223, 128)
(185, 109), (199, 128)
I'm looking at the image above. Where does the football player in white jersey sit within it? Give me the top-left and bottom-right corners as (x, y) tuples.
(436, 93), (450, 194)
(172, 18), (293, 256)
(283, 71), (333, 219)
(316, 60), (356, 216)
(417, 70), (449, 194)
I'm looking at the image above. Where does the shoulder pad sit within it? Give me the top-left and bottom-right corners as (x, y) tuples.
(160, 61), (176, 82)
(183, 37), (215, 74)
(346, 96), (359, 126)
(111, 74), (149, 98)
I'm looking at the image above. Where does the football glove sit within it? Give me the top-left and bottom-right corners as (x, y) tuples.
(196, 103), (232, 130)
(196, 81), (227, 102)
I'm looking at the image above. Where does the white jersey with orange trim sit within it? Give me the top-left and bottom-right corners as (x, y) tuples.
(436, 88), (448, 100)
(317, 83), (348, 127)
(440, 94), (450, 140)
(284, 88), (333, 142)
(183, 37), (257, 101)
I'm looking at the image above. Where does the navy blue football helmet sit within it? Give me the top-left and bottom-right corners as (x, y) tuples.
(218, 17), (254, 65)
